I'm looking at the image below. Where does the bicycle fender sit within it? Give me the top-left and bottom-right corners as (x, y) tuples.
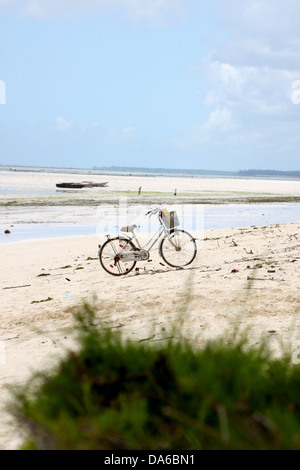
(117, 235), (138, 250)
(98, 234), (136, 249)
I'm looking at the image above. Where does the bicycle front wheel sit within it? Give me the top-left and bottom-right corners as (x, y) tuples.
(99, 237), (137, 276)
(160, 230), (197, 268)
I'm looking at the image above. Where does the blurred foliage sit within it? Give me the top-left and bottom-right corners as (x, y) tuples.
(8, 302), (300, 450)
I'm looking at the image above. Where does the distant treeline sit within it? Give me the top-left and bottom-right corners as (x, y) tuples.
(94, 166), (300, 178)
(239, 169), (300, 178)
(93, 166), (236, 176)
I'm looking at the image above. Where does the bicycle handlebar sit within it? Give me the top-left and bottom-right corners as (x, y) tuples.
(145, 208), (161, 217)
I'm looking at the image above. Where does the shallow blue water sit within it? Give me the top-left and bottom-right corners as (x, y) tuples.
(0, 223), (97, 244)
(1, 203), (299, 244)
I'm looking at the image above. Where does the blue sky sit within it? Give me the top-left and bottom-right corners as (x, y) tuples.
(0, 0), (300, 171)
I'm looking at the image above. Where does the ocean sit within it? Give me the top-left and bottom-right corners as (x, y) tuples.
(1, 202), (299, 244)
(0, 165), (299, 243)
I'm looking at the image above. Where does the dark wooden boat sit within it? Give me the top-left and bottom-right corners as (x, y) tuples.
(81, 181), (108, 187)
(56, 183), (85, 189)
(56, 181), (108, 189)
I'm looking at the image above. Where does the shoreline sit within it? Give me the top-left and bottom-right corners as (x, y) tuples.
(2, 195), (300, 206)
(2, 201), (300, 244)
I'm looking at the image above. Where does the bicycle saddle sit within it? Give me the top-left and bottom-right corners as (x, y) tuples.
(120, 224), (137, 232)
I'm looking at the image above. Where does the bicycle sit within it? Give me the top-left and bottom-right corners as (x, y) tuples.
(98, 207), (197, 276)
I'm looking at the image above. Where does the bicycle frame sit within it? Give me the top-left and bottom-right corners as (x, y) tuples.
(131, 224), (165, 251)
(113, 213), (175, 262)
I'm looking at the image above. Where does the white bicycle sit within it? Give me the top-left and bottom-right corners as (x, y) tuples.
(98, 208), (197, 276)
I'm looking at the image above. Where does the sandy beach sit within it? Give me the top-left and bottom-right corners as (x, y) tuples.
(1, 170), (300, 449)
(2, 169), (300, 205)
(1, 221), (300, 449)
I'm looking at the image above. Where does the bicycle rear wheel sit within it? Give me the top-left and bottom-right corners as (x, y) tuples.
(99, 237), (137, 276)
(160, 230), (197, 268)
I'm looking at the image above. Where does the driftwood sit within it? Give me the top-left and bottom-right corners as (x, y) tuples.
(3, 284), (31, 289)
(225, 258), (261, 264)
(247, 276), (285, 282)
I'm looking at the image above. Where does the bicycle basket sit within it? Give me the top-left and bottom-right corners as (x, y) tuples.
(161, 209), (180, 230)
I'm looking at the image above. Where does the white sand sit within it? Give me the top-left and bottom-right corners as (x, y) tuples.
(1, 221), (300, 449)
(2, 169), (300, 200)
(1, 169), (300, 448)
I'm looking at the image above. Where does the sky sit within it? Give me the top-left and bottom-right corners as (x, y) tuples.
(0, 0), (300, 171)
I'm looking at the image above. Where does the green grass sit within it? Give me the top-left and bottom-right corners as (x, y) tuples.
(2, 194), (300, 206)
(7, 302), (300, 450)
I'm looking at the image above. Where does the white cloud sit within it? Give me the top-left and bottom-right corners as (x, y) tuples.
(104, 125), (138, 144)
(179, 107), (238, 148)
(201, 57), (300, 115)
(219, 0), (300, 42)
(0, 0), (183, 21)
(184, 1), (300, 164)
(211, 0), (300, 72)
(80, 121), (100, 133)
(203, 108), (236, 133)
(119, 0), (183, 21)
(121, 126), (136, 134)
(188, 58), (300, 149)
(55, 116), (73, 132)
(191, 108), (237, 142)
